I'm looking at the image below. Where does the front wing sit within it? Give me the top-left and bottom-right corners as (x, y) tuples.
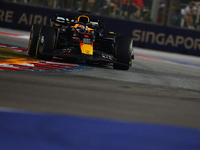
(43, 49), (130, 66)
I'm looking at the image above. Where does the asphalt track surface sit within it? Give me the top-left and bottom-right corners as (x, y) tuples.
(0, 28), (200, 149)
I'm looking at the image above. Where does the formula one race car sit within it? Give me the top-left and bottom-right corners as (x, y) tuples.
(28, 11), (134, 70)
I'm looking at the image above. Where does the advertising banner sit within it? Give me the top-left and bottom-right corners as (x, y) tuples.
(0, 1), (200, 56)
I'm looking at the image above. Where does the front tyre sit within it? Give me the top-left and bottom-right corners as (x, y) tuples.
(113, 36), (133, 70)
(36, 26), (57, 61)
(28, 24), (42, 56)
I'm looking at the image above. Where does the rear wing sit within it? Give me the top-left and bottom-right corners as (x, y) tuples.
(50, 14), (76, 26)
(50, 14), (105, 29)
(89, 19), (105, 29)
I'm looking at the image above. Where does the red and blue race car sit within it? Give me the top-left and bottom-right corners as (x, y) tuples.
(28, 11), (134, 70)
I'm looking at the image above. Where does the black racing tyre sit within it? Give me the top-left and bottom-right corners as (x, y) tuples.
(113, 36), (133, 70)
(36, 26), (57, 61)
(28, 24), (42, 56)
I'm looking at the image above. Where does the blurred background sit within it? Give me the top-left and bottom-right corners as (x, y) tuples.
(2, 0), (200, 30)
(1, 0), (200, 56)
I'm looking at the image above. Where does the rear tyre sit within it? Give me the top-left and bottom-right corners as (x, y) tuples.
(113, 36), (133, 70)
(36, 26), (57, 61)
(28, 24), (42, 56)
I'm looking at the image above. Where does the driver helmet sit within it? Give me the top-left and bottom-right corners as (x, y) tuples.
(77, 24), (87, 33)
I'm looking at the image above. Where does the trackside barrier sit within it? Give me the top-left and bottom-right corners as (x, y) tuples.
(0, 1), (200, 56)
